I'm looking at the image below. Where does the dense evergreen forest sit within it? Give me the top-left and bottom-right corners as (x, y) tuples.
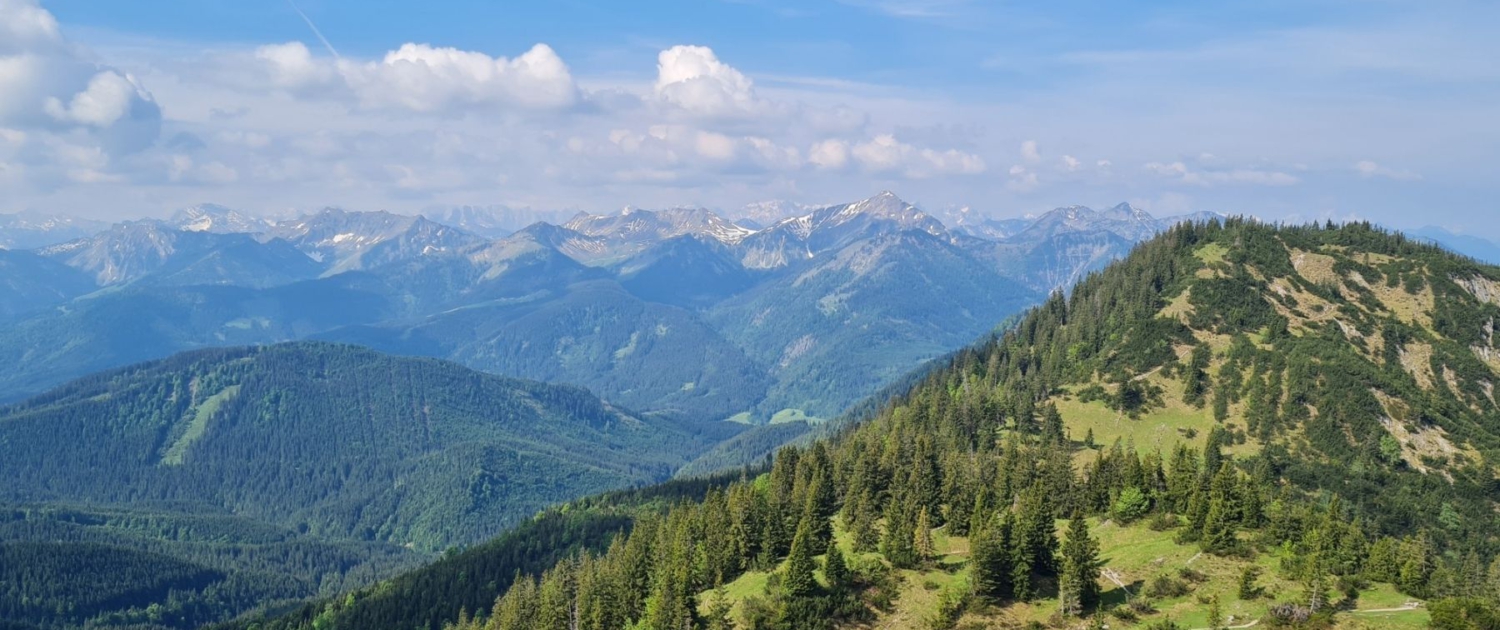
(0, 343), (739, 629)
(231, 220), (1500, 630)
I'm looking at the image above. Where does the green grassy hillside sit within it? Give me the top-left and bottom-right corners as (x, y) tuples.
(227, 220), (1500, 630)
(0, 342), (737, 629)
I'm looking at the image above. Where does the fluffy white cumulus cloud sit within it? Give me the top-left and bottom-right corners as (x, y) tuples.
(851, 134), (985, 177)
(653, 45), (767, 118)
(0, 0), (57, 52)
(254, 42), (336, 91)
(0, 0), (160, 155)
(44, 71), (152, 127)
(348, 43), (577, 111)
(251, 41), (578, 112)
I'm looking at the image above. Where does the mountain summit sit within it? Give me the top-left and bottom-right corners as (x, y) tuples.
(233, 219), (1500, 630)
(169, 204), (271, 234)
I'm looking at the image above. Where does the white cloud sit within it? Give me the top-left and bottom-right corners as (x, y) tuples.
(44, 71), (150, 127)
(808, 139), (850, 169)
(852, 134), (985, 177)
(1144, 160), (1299, 187)
(0, 0), (160, 157)
(1006, 164), (1038, 192)
(0, 0), (59, 53)
(254, 42), (335, 91)
(1354, 160), (1421, 181)
(746, 136), (801, 169)
(1061, 154), (1080, 171)
(250, 41), (578, 112)
(695, 130), (738, 161)
(348, 43), (577, 111)
(653, 45), (767, 118)
(1021, 139), (1041, 163)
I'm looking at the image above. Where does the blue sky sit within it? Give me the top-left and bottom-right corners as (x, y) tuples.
(2, 0), (1497, 235)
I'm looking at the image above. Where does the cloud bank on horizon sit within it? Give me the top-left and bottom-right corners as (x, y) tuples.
(0, 0), (1496, 235)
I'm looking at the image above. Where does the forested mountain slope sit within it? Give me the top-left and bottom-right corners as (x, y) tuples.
(233, 220), (1500, 630)
(0, 342), (736, 629)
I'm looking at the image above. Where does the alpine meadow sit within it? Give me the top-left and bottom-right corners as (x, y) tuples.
(2, 1), (1498, 630)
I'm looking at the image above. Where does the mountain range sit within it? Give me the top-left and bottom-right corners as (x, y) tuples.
(0, 193), (1218, 425)
(220, 218), (1500, 630)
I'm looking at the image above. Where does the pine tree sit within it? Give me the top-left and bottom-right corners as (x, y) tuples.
(704, 578), (735, 630)
(1487, 556), (1500, 606)
(914, 506), (936, 566)
(1183, 343), (1211, 407)
(849, 495), (880, 553)
(1238, 566), (1261, 600)
(970, 511), (1014, 602)
(535, 564), (573, 630)
(1058, 514), (1102, 616)
(825, 543), (851, 591)
(881, 499), (918, 569)
(1207, 594), (1224, 630)
(803, 475), (835, 555)
(783, 514), (818, 598)
(1398, 532), (1433, 598)
(1201, 464), (1240, 554)
(1041, 403), (1066, 445)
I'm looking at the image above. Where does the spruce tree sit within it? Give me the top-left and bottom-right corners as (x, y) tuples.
(783, 514), (819, 598)
(1058, 514), (1102, 616)
(825, 543), (851, 591)
(704, 578), (735, 630)
(914, 506), (936, 566)
(1201, 464), (1240, 554)
(1183, 343), (1211, 408)
(1238, 566), (1261, 600)
(803, 475), (835, 555)
(881, 499), (918, 569)
(971, 511), (1014, 602)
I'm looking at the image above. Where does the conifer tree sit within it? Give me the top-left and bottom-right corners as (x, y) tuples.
(1238, 566), (1261, 600)
(1398, 532), (1433, 598)
(825, 544), (851, 591)
(701, 575), (735, 630)
(914, 506), (936, 566)
(881, 499), (918, 569)
(783, 514), (818, 598)
(1201, 464), (1240, 554)
(803, 475), (835, 555)
(1040, 403), (1066, 445)
(970, 511), (1014, 602)
(1183, 343), (1212, 408)
(1488, 557), (1500, 606)
(1058, 514), (1102, 616)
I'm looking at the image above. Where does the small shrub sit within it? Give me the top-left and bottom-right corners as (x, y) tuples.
(1177, 567), (1208, 583)
(1145, 574), (1191, 599)
(1110, 605), (1139, 622)
(1148, 512), (1181, 532)
(1145, 617), (1183, 630)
